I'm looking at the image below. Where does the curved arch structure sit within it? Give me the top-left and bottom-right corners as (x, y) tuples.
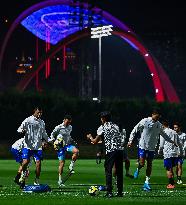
(0, 0), (180, 102)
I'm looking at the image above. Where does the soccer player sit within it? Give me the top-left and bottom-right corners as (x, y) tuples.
(127, 109), (177, 191)
(87, 111), (124, 198)
(17, 107), (48, 188)
(158, 121), (183, 189)
(49, 115), (79, 187)
(11, 138), (27, 185)
(96, 140), (104, 164)
(173, 122), (186, 184)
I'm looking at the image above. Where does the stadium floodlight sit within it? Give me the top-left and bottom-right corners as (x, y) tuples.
(90, 25), (113, 102)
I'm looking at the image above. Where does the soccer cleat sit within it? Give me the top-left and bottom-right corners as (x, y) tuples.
(177, 180), (183, 185)
(134, 169), (139, 179)
(167, 184), (175, 189)
(58, 180), (65, 187)
(34, 178), (40, 185)
(69, 162), (75, 174)
(14, 173), (21, 185)
(143, 183), (152, 191)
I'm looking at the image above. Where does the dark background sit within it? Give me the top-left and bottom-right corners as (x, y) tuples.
(0, 0), (186, 101)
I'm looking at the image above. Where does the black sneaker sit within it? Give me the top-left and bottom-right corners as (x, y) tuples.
(104, 192), (114, 198)
(19, 181), (25, 189)
(14, 174), (21, 185)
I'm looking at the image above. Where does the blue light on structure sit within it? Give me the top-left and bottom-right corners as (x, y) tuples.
(121, 37), (139, 51)
(21, 5), (112, 45)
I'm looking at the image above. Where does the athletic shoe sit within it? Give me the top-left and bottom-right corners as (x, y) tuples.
(58, 180), (65, 187)
(143, 182), (152, 191)
(167, 184), (175, 189)
(177, 180), (183, 185)
(34, 178), (40, 185)
(19, 181), (25, 189)
(69, 163), (75, 174)
(134, 169), (139, 179)
(14, 173), (21, 185)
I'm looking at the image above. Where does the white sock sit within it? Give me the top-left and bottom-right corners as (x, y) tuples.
(145, 176), (150, 184)
(59, 175), (62, 181)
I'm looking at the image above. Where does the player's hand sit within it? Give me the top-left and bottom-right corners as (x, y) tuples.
(87, 134), (92, 140)
(127, 142), (132, 148)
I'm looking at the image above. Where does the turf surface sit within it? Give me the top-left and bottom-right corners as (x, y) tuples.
(0, 159), (186, 204)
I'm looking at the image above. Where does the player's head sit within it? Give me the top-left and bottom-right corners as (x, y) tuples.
(33, 107), (42, 118)
(63, 114), (72, 126)
(151, 108), (161, 122)
(100, 111), (111, 123)
(173, 122), (181, 133)
(162, 120), (169, 128)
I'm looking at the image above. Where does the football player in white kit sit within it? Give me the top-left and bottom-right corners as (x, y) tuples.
(49, 115), (79, 187)
(127, 109), (177, 191)
(158, 121), (183, 189)
(17, 107), (48, 188)
(173, 122), (186, 184)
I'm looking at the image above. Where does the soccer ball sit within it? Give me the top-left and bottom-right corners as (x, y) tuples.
(88, 185), (100, 196)
(53, 137), (64, 150)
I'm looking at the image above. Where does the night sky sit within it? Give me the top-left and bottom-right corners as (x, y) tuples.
(0, 0), (186, 101)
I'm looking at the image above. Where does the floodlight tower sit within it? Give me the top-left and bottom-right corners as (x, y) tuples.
(91, 25), (113, 102)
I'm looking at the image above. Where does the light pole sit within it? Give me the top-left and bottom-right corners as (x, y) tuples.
(91, 25), (113, 102)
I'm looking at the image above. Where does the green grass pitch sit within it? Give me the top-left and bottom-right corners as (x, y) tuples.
(0, 159), (186, 205)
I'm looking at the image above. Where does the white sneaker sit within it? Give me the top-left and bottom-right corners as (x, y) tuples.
(69, 162), (75, 173)
(34, 179), (40, 185)
(58, 180), (65, 187)
(177, 179), (183, 184)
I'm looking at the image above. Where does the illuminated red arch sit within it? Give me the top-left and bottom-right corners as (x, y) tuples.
(0, 0), (180, 102)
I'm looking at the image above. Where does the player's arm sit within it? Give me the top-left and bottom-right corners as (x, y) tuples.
(17, 118), (28, 134)
(160, 128), (178, 146)
(87, 134), (101, 144)
(42, 121), (48, 142)
(127, 119), (144, 147)
(158, 135), (165, 155)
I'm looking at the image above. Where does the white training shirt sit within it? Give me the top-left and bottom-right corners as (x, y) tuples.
(17, 115), (48, 150)
(159, 128), (180, 159)
(11, 138), (25, 151)
(49, 122), (73, 145)
(129, 117), (174, 151)
(177, 131), (186, 156)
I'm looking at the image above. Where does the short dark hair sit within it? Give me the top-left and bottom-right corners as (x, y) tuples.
(162, 120), (169, 127)
(173, 122), (181, 127)
(33, 107), (42, 113)
(64, 114), (72, 120)
(152, 108), (161, 115)
(100, 111), (111, 121)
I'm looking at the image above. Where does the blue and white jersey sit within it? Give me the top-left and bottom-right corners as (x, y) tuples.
(129, 117), (174, 151)
(11, 138), (25, 151)
(177, 131), (186, 156)
(97, 122), (124, 154)
(17, 115), (48, 150)
(49, 122), (73, 145)
(159, 128), (181, 159)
